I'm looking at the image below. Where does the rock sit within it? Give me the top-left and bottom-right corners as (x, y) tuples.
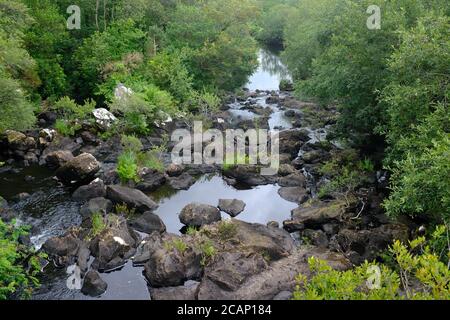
(278, 172), (306, 187)
(106, 185), (158, 213)
(44, 150), (74, 169)
(267, 221), (280, 228)
(203, 252), (268, 291)
(278, 187), (309, 204)
(301, 150), (327, 164)
(92, 108), (117, 130)
(334, 224), (410, 265)
(278, 130), (309, 156)
(302, 229), (329, 248)
(144, 235), (202, 287)
(278, 164), (296, 176)
(77, 244), (91, 274)
(12, 192), (30, 202)
(129, 211), (166, 234)
(0, 196), (7, 210)
(284, 110), (296, 118)
(136, 168), (166, 192)
(273, 291), (293, 300)
(197, 247), (350, 300)
(80, 197), (113, 218)
(89, 215), (138, 270)
(166, 164), (184, 177)
(43, 232), (81, 266)
(39, 129), (56, 142)
(150, 280), (199, 300)
(282, 220), (305, 233)
(81, 270), (107, 297)
(168, 173), (195, 190)
(73, 178), (106, 201)
(3, 130), (26, 150)
(80, 131), (98, 145)
(290, 200), (346, 228)
(218, 199), (246, 217)
(223, 165), (276, 186)
(179, 203), (221, 227)
(56, 153), (100, 185)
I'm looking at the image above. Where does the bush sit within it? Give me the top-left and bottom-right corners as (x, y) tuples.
(0, 219), (42, 300)
(293, 237), (450, 300)
(117, 151), (139, 184)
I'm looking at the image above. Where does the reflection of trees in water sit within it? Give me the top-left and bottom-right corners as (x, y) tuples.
(259, 48), (291, 80)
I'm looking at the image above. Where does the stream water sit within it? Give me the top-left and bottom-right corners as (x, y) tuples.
(1, 48), (308, 300)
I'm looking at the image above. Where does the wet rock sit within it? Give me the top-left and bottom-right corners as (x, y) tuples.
(223, 165), (276, 186)
(267, 221), (280, 228)
(150, 280), (199, 300)
(73, 178), (106, 201)
(278, 187), (309, 204)
(278, 164), (296, 176)
(56, 153), (100, 185)
(301, 150), (328, 164)
(38, 111), (57, 126)
(284, 110), (296, 118)
(144, 236), (202, 287)
(168, 173), (195, 190)
(12, 192), (30, 202)
(278, 172), (306, 187)
(80, 131), (99, 145)
(92, 108), (117, 130)
(24, 175), (35, 182)
(43, 232), (81, 266)
(218, 199), (246, 217)
(80, 197), (113, 218)
(136, 168), (166, 192)
(44, 150), (74, 169)
(265, 96), (280, 104)
(89, 215), (138, 270)
(81, 270), (107, 297)
(129, 211), (166, 234)
(106, 185), (158, 213)
(41, 137), (82, 160)
(290, 200), (346, 228)
(77, 244), (91, 274)
(179, 203), (221, 227)
(278, 130), (309, 156)
(282, 220), (305, 233)
(166, 164), (184, 177)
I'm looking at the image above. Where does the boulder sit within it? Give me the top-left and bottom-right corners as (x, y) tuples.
(128, 211), (166, 234)
(218, 199), (246, 217)
(197, 247), (350, 300)
(72, 178), (106, 201)
(106, 185), (158, 213)
(166, 164), (184, 177)
(179, 203), (221, 227)
(56, 153), (100, 185)
(302, 229), (329, 248)
(278, 172), (306, 187)
(92, 108), (117, 130)
(278, 187), (309, 204)
(89, 215), (138, 270)
(150, 280), (199, 300)
(144, 235), (202, 287)
(290, 200), (346, 228)
(81, 270), (107, 297)
(168, 173), (195, 190)
(136, 168), (166, 192)
(80, 197), (113, 218)
(42, 232), (81, 266)
(278, 130), (309, 156)
(3, 130), (27, 150)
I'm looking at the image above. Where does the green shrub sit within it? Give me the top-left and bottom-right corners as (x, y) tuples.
(54, 119), (79, 137)
(293, 237), (450, 300)
(0, 219), (42, 300)
(199, 240), (217, 266)
(117, 151), (139, 183)
(90, 212), (106, 237)
(51, 96), (95, 120)
(218, 220), (238, 241)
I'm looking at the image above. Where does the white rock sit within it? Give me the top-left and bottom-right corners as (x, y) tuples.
(92, 108), (117, 129)
(114, 83), (133, 100)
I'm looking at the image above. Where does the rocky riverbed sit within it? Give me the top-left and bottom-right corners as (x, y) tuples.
(0, 49), (415, 300)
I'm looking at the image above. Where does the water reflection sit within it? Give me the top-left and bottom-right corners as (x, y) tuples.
(246, 48), (291, 92)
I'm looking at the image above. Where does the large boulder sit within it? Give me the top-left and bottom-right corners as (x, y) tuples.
(89, 215), (138, 270)
(197, 246), (350, 300)
(42, 231), (81, 266)
(278, 187), (309, 204)
(56, 153), (100, 185)
(278, 130), (309, 156)
(128, 211), (166, 234)
(106, 185), (158, 213)
(81, 270), (107, 297)
(278, 172), (306, 187)
(218, 199), (246, 217)
(290, 200), (346, 229)
(72, 178), (106, 201)
(179, 203), (221, 227)
(143, 234), (202, 287)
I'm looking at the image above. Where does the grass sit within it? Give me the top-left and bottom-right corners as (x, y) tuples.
(90, 212), (106, 238)
(218, 220), (238, 241)
(200, 240), (217, 266)
(165, 238), (188, 254)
